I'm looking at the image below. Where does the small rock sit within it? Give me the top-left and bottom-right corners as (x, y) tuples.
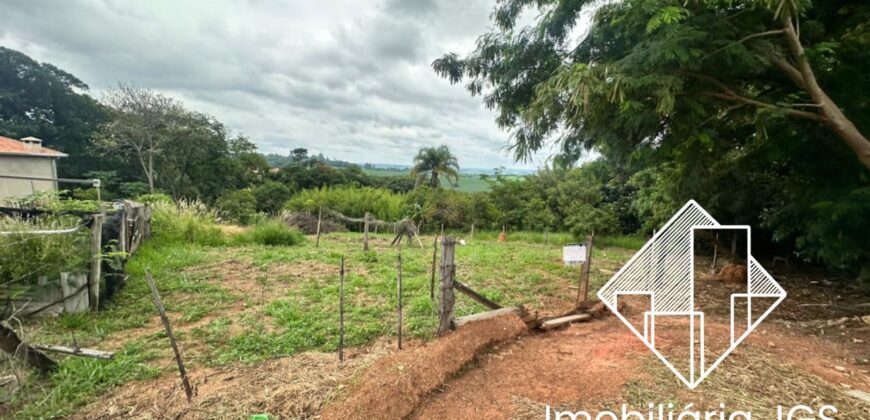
(768, 341), (776, 348)
(861, 315), (870, 325)
(841, 383), (852, 389)
(834, 365), (847, 373)
(853, 338), (865, 344)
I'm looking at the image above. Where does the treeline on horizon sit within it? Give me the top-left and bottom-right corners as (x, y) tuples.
(1, 40), (868, 281)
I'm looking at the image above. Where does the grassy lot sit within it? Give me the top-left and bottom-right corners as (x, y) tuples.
(361, 167), (494, 192)
(3, 228), (642, 417)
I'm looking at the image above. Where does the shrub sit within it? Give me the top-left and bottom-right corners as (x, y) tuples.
(135, 193), (173, 205)
(0, 216), (90, 286)
(216, 189), (257, 225)
(149, 200), (227, 246)
(253, 181), (293, 214)
(284, 186), (405, 221)
(236, 220), (304, 246)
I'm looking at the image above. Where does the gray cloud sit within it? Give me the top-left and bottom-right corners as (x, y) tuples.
(0, 0), (556, 169)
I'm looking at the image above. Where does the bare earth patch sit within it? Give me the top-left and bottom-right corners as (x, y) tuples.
(73, 339), (394, 419)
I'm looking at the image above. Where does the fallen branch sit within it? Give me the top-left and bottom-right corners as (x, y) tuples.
(33, 344), (114, 360)
(454, 307), (527, 328)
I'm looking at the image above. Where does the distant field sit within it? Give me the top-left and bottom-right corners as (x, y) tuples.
(362, 167), (492, 192)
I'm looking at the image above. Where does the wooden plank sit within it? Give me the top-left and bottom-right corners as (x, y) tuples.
(146, 271), (193, 402)
(88, 213), (104, 311)
(33, 344), (114, 360)
(454, 280), (501, 310)
(454, 307), (522, 328)
(540, 313), (592, 330)
(437, 237), (456, 336)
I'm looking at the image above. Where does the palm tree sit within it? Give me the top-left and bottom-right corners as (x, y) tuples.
(411, 145), (460, 189)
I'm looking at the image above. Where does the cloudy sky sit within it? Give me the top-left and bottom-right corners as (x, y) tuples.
(0, 0), (565, 170)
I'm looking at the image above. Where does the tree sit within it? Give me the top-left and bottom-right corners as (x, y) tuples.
(433, 0), (870, 170)
(94, 84), (180, 193)
(0, 47), (109, 178)
(410, 145), (460, 189)
(434, 0), (870, 276)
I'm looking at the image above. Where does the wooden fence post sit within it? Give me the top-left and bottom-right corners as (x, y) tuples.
(316, 206), (323, 248)
(363, 212), (370, 251)
(430, 234), (438, 300)
(146, 271), (193, 402)
(577, 234), (594, 303)
(470, 224), (474, 241)
(88, 213), (104, 311)
(437, 237), (456, 335)
(339, 256), (345, 362)
(118, 207), (127, 255)
(397, 250), (403, 350)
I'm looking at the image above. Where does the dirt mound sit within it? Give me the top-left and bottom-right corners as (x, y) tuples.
(716, 263), (747, 284)
(322, 314), (528, 420)
(73, 340), (393, 419)
(283, 212), (345, 235)
(411, 318), (648, 419)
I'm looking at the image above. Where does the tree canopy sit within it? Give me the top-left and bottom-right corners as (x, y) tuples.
(435, 0), (870, 277)
(411, 145), (461, 188)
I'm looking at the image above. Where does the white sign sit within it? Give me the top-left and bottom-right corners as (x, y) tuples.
(562, 244), (587, 265)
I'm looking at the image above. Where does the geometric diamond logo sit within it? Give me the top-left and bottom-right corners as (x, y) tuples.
(597, 200), (786, 389)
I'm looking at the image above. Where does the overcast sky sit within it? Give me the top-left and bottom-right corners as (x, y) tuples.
(0, 0), (565, 170)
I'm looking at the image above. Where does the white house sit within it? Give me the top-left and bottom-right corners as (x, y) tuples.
(0, 135), (67, 203)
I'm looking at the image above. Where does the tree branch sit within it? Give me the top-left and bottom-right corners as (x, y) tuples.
(700, 91), (826, 122)
(701, 29), (784, 61)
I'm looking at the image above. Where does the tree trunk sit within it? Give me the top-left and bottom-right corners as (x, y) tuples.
(781, 16), (870, 171)
(0, 322), (57, 374)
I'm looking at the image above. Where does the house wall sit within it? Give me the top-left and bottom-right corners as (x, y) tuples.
(0, 155), (58, 203)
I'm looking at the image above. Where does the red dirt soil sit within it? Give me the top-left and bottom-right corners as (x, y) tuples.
(410, 319), (648, 419)
(321, 314), (528, 420)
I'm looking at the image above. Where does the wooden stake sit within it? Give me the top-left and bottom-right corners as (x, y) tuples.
(711, 232), (719, 273)
(146, 271), (193, 402)
(437, 237), (456, 335)
(430, 234), (438, 300)
(316, 206), (323, 248)
(470, 224), (474, 241)
(577, 234), (594, 303)
(339, 256), (345, 363)
(397, 250), (403, 350)
(88, 213), (104, 311)
(363, 212), (370, 251)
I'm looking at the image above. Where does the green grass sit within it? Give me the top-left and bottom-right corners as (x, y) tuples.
(4, 229), (640, 417)
(362, 167), (493, 192)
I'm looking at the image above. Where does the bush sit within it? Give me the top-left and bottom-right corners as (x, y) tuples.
(285, 186), (405, 221)
(236, 220), (304, 246)
(216, 189), (257, 225)
(254, 181), (293, 214)
(149, 200), (227, 246)
(0, 216), (90, 286)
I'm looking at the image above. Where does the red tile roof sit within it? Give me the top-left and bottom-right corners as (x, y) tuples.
(0, 136), (67, 158)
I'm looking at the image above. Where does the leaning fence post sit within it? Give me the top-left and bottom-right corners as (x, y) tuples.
(146, 271), (193, 402)
(437, 237), (456, 335)
(397, 249), (403, 350)
(339, 256), (345, 363)
(88, 213), (104, 311)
